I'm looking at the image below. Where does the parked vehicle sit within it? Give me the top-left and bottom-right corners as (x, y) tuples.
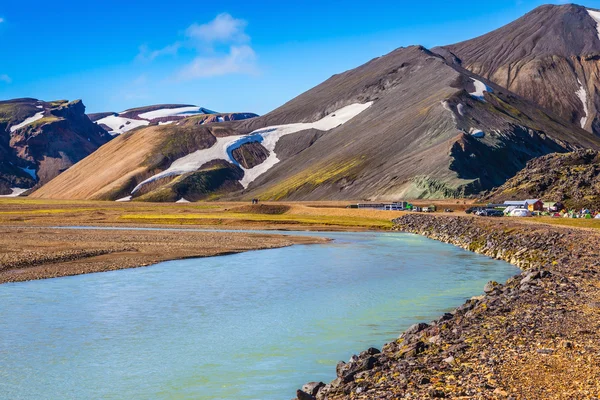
(510, 209), (532, 217)
(477, 209), (504, 217)
(444, 208), (454, 213)
(465, 207), (483, 214)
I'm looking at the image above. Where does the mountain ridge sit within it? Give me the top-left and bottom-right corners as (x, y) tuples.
(436, 3), (600, 134)
(32, 44), (600, 201)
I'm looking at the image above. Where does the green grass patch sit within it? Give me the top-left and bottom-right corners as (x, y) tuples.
(257, 159), (363, 201)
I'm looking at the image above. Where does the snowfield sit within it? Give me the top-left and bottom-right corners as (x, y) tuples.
(588, 9), (600, 40)
(138, 106), (211, 120)
(469, 128), (485, 138)
(96, 115), (150, 136)
(10, 112), (44, 133)
(0, 188), (29, 197)
(131, 102), (373, 195)
(576, 79), (589, 128)
(96, 106), (216, 135)
(469, 78), (492, 101)
(19, 167), (37, 180)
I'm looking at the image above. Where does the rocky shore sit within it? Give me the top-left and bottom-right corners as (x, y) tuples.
(296, 214), (600, 399)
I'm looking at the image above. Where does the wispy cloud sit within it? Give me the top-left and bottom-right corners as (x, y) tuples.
(178, 45), (257, 79)
(185, 13), (249, 45)
(136, 43), (181, 62)
(0, 74), (12, 84)
(0, 18), (4, 24)
(137, 13), (257, 80)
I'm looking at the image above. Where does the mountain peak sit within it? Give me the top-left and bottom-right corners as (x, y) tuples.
(436, 2), (600, 134)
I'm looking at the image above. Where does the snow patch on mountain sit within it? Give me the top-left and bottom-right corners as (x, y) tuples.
(0, 187), (28, 197)
(19, 166), (37, 180)
(96, 106), (218, 134)
(588, 9), (600, 40)
(10, 112), (44, 132)
(138, 106), (212, 120)
(469, 78), (492, 101)
(131, 102), (373, 194)
(469, 128), (485, 138)
(441, 101), (457, 124)
(96, 115), (150, 136)
(576, 79), (589, 128)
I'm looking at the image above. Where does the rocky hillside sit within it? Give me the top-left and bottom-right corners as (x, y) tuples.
(0, 98), (111, 196)
(485, 149), (600, 209)
(299, 214), (600, 399)
(89, 104), (257, 135)
(436, 4), (600, 135)
(33, 44), (600, 202)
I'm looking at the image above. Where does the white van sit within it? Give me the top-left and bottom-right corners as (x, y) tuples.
(510, 209), (532, 217)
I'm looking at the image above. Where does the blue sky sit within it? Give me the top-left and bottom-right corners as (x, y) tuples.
(0, 0), (598, 114)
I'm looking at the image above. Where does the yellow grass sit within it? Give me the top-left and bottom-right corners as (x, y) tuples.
(0, 199), (400, 230)
(529, 217), (600, 230)
(120, 212), (394, 229)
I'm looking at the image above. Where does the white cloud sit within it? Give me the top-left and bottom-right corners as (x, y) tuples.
(185, 13), (249, 44)
(178, 45), (257, 79)
(0, 18), (4, 24)
(0, 74), (11, 84)
(136, 42), (181, 62)
(137, 13), (257, 80)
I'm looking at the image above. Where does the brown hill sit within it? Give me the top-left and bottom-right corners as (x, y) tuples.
(485, 149), (600, 209)
(0, 98), (111, 196)
(33, 45), (600, 202)
(436, 4), (600, 135)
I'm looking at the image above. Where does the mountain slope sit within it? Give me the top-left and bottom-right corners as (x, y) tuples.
(436, 4), (600, 135)
(33, 45), (600, 202)
(485, 149), (600, 209)
(0, 98), (111, 196)
(89, 104), (257, 135)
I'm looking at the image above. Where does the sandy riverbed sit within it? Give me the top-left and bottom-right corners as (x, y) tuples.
(0, 227), (326, 284)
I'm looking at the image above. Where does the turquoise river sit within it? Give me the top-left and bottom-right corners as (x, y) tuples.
(0, 230), (518, 399)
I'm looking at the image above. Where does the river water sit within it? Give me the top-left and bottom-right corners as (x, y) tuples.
(0, 231), (518, 399)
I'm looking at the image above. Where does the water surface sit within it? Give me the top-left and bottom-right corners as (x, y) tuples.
(0, 231), (518, 399)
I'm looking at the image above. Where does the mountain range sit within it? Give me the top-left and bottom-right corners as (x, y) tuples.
(16, 4), (600, 201)
(89, 105), (257, 136)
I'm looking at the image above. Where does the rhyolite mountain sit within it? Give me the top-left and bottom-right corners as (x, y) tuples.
(0, 98), (111, 196)
(33, 42), (600, 202)
(485, 149), (600, 209)
(89, 104), (258, 136)
(435, 3), (600, 135)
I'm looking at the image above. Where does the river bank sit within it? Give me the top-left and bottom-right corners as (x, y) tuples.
(0, 227), (326, 284)
(0, 199), (397, 284)
(299, 214), (600, 399)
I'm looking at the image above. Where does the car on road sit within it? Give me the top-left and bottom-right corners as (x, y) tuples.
(476, 209), (504, 217)
(465, 207), (483, 214)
